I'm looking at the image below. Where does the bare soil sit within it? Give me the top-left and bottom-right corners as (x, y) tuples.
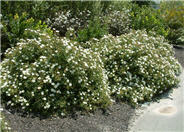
(2, 46), (184, 132)
(3, 102), (134, 132)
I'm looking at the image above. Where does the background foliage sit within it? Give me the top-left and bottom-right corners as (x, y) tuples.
(160, 0), (184, 45)
(130, 4), (169, 37)
(1, 12), (53, 56)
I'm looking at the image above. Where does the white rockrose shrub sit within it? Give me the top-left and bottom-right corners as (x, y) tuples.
(91, 30), (181, 105)
(47, 10), (91, 36)
(0, 29), (112, 116)
(105, 6), (131, 36)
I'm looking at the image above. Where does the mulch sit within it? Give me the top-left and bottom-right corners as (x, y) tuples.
(2, 46), (184, 132)
(3, 102), (134, 132)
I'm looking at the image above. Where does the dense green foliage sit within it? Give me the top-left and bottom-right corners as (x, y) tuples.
(160, 1), (184, 45)
(1, 1), (62, 21)
(76, 18), (108, 42)
(1, 13), (53, 55)
(132, 0), (156, 7)
(1, 1), (113, 51)
(131, 4), (169, 37)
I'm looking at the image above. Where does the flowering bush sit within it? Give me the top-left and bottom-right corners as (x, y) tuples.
(47, 9), (91, 36)
(46, 2), (131, 40)
(47, 9), (109, 43)
(91, 30), (181, 105)
(105, 5), (131, 36)
(0, 29), (111, 116)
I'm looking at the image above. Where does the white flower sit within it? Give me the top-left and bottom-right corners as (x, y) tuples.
(84, 62), (88, 67)
(44, 102), (50, 109)
(83, 101), (87, 105)
(61, 112), (65, 116)
(7, 101), (11, 105)
(31, 92), (35, 96)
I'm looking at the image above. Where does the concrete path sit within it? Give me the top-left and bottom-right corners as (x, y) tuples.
(129, 69), (184, 132)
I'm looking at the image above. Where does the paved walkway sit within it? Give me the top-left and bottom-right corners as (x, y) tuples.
(130, 69), (184, 132)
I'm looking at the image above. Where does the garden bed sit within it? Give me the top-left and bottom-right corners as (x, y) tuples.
(2, 47), (183, 132)
(1, 1), (183, 131)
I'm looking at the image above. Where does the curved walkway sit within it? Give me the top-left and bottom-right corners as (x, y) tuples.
(129, 69), (184, 132)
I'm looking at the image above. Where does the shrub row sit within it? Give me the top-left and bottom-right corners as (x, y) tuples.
(0, 29), (181, 116)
